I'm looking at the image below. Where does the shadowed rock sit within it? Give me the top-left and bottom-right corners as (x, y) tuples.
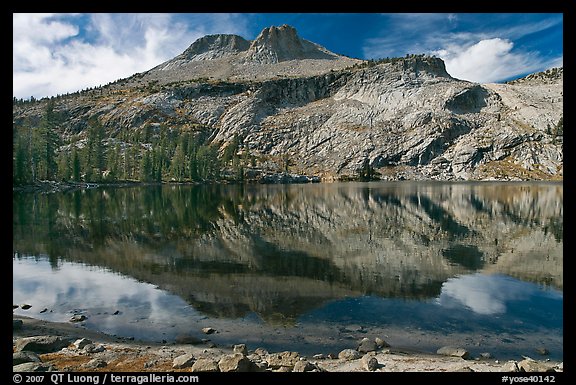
(14, 336), (72, 353)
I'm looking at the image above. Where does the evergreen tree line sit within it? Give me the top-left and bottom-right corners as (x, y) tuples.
(13, 101), (250, 186)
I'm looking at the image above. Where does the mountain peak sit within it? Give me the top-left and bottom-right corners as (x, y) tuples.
(181, 34), (251, 61)
(245, 24), (339, 64)
(146, 24), (360, 82)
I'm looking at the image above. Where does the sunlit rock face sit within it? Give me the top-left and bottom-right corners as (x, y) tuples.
(13, 182), (562, 322)
(12, 26), (562, 182)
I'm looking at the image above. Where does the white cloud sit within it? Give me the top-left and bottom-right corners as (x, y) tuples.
(13, 13), (250, 100)
(434, 38), (563, 83)
(362, 13), (563, 84)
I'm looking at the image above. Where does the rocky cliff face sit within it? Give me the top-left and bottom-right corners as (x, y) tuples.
(245, 24), (340, 64)
(12, 25), (563, 181)
(179, 34), (251, 61)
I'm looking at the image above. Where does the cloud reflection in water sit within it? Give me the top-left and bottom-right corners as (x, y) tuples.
(436, 272), (562, 315)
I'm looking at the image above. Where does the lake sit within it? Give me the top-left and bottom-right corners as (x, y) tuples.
(13, 181), (563, 361)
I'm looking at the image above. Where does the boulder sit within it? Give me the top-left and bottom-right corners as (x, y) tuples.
(12, 362), (56, 372)
(266, 351), (300, 369)
(358, 337), (377, 353)
(233, 344), (248, 355)
(14, 336), (71, 353)
(518, 358), (557, 372)
(218, 353), (257, 372)
(361, 354), (379, 371)
(436, 346), (470, 359)
(13, 351), (42, 366)
(338, 349), (361, 361)
(293, 360), (316, 372)
(173, 353), (196, 369)
(191, 358), (220, 372)
(374, 337), (390, 349)
(73, 338), (93, 350)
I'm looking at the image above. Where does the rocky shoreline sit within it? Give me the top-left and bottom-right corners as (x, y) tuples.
(13, 315), (563, 373)
(12, 172), (321, 195)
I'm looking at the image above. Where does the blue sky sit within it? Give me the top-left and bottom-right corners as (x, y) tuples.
(13, 13), (563, 100)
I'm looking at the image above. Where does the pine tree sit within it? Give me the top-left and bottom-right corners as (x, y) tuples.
(37, 100), (61, 180)
(72, 146), (81, 182)
(196, 144), (220, 180)
(140, 150), (154, 182)
(57, 151), (71, 181)
(85, 117), (106, 181)
(107, 143), (121, 182)
(13, 132), (31, 185)
(170, 143), (186, 181)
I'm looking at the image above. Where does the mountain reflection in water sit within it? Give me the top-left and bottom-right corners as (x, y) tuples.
(13, 181), (563, 359)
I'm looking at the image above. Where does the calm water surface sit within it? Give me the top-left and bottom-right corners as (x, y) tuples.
(13, 181), (563, 360)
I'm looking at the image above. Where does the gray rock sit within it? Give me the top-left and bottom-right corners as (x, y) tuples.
(13, 362), (56, 372)
(191, 358), (220, 372)
(338, 349), (361, 361)
(266, 351), (300, 369)
(14, 336), (71, 353)
(73, 338), (93, 350)
(501, 361), (520, 372)
(173, 353), (196, 369)
(69, 314), (87, 322)
(201, 327), (216, 334)
(518, 358), (557, 372)
(254, 347), (269, 357)
(233, 344), (248, 355)
(436, 346), (470, 359)
(361, 354), (379, 371)
(358, 337), (377, 353)
(144, 360), (158, 368)
(293, 360), (318, 372)
(218, 353), (256, 372)
(13, 351), (42, 366)
(83, 344), (106, 353)
(82, 358), (107, 369)
(374, 337), (390, 349)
